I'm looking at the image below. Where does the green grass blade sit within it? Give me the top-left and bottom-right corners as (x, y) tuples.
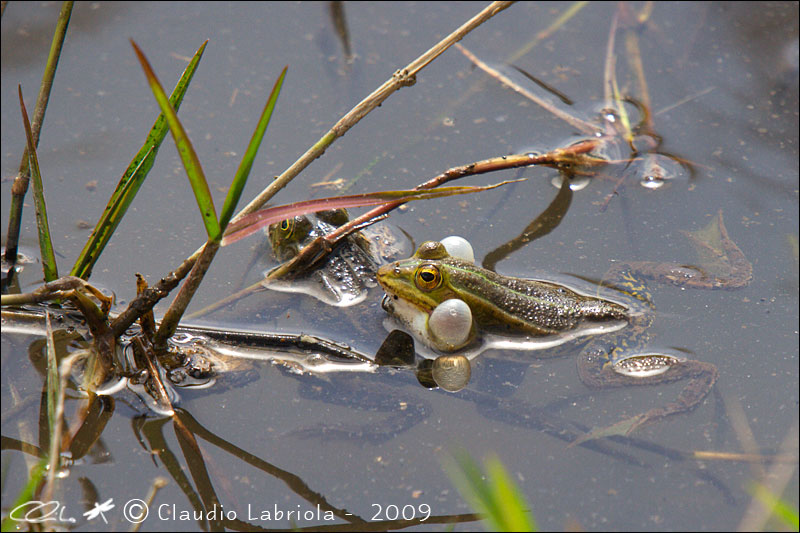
(750, 482), (800, 530)
(219, 65), (287, 231)
(70, 41), (208, 279)
(45, 312), (59, 441)
(18, 86), (58, 282)
(0, 458), (49, 532)
(485, 455), (536, 532)
(446, 451), (536, 532)
(130, 40), (220, 240)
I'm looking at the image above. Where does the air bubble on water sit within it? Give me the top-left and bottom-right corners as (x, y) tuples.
(635, 154), (689, 190)
(640, 174), (666, 189)
(551, 174), (591, 191)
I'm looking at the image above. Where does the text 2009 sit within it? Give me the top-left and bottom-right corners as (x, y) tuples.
(370, 503), (430, 522)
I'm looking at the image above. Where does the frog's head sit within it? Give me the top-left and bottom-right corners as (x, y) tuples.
(378, 240), (477, 352)
(267, 209), (350, 261)
(268, 215), (314, 261)
(377, 241), (462, 313)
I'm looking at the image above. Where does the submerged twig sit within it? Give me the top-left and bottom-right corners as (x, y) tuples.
(42, 344), (81, 503)
(455, 43), (601, 135)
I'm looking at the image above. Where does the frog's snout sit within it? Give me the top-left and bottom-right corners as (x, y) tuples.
(376, 263), (391, 286)
(376, 263), (402, 290)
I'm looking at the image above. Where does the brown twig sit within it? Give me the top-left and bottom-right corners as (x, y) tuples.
(267, 139), (606, 280)
(455, 43), (601, 136)
(233, 1), (514, 225)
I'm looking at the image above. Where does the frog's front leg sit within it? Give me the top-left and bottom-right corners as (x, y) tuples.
(577, 346), (718, 435)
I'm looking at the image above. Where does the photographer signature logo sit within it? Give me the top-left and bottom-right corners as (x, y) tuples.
(9, 499), (116, 525)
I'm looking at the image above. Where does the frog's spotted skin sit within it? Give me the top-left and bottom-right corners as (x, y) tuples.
(377, 227), (749, 436)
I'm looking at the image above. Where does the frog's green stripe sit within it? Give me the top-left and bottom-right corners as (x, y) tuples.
(445, 262), (580, 315)
(438, 259), (628, 335)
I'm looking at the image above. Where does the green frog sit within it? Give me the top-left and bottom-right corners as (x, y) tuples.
(377, 212), (751, 436)
(265, 209), (409, 307)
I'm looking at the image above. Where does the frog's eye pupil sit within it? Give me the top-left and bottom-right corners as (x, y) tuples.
(415, 265), (441, 290)
(280, 220), (293, 234)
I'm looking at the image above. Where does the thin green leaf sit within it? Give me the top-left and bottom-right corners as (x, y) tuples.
(219, 65), (287, 231)
(71, 40), (208, 279)
(130, 40), (220, 240)
(18, 85), (58, 282)
(750, 482), (800, 530)
(446, 452), (536, 532)
(45, 312), (59, 441)
(222, 179), (523, 246)
(486, 455), (536, 532)
(4, 1), (73, 264)
(0, 459), (49, 532)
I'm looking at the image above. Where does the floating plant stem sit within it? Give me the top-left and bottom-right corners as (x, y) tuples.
(222, 180), (524, 246)
(267, 141), (604, 281)
(455, 43), (600, 136)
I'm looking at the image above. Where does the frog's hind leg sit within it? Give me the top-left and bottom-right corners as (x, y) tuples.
(577, 348), (718, 437)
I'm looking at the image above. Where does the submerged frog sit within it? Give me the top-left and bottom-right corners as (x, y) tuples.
(265, 209), (409, 306)
(377, 213), (751, 435)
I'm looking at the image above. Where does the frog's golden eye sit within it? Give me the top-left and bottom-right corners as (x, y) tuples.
(279, 219), (293, 234)
(414, 264), (441, 291)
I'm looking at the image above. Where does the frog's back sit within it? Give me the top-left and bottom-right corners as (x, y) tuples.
(445, 259), (628, 336)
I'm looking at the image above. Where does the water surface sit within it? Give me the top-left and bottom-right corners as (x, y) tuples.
(2, 2), (797, 530)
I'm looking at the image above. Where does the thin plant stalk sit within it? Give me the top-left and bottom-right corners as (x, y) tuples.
(507, 1), (588, 63)
(18, 86), (58, 282)
(4, 1), (73, 264)
(232, 1), (514, 225)
(218, 66), (287, 230)
(153, 240), (220, 348)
